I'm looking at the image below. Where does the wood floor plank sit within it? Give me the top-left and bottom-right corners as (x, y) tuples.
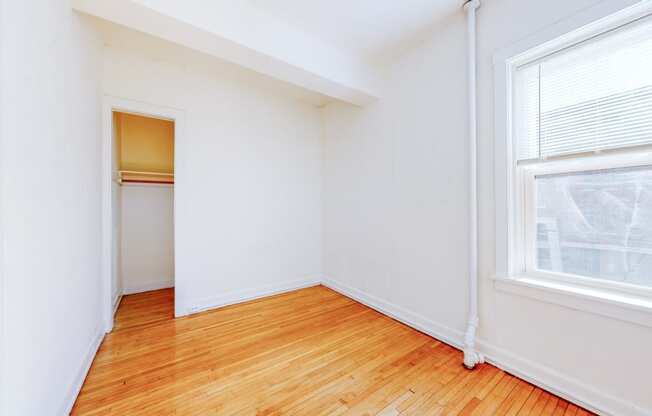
(493, 380), (535, 416)
(71, 286), (597, 415)
(563, 403), (580, 416)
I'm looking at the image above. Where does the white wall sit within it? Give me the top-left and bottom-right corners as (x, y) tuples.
(120, 185), (175, 294)
(321, 0), (652, 414)
(322, 10), (470, 349)
(99, 21), (323, 316)
(0, 1), (103, 415)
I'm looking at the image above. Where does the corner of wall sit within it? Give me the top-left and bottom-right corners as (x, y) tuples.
(322, 278), (465, 349)
(181, 277), (322, 317)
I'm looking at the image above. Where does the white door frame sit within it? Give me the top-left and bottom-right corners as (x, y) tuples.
(101, 95), (185, 333)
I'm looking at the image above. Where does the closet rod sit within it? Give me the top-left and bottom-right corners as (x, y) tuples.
(121, 179), (174, 185)
(119, 170), (174, 177)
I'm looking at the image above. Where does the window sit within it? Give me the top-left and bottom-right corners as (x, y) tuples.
(508, 10), (652, 293)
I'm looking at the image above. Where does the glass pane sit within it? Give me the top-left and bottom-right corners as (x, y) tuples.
(536, 165), (652, 287)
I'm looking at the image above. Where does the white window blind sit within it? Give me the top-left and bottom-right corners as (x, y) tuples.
(513, 16), (652, 161)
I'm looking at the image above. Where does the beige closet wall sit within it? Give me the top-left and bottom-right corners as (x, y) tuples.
(117, 112), (174, 174)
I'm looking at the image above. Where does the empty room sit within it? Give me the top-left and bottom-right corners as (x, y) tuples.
(1, 0), (651, 415)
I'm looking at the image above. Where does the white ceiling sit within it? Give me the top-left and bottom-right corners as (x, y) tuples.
(74, 0), (463, 105)
(247, 0), (463, 63)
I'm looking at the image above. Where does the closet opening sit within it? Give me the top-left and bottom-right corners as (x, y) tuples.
(103, 100), (180, 332)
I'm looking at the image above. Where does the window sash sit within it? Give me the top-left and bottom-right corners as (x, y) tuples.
(517, 151), (652, 297)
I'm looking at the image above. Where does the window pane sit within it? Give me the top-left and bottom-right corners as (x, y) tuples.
(536, 165), (652, 287)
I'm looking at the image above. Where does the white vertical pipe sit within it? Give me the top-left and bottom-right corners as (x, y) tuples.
(463, 0), (484, 370)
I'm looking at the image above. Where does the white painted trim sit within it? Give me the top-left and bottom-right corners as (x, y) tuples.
(102, 95), (184, 333)
(494, 277), (652, 328)
(112, 294), (123, 317)
(181, 278), (321, 316)
(58, 325), (105, 416)
(478, 339), (650, 416)
(322, 278), (464, 350)
(122, 280), (174, 295)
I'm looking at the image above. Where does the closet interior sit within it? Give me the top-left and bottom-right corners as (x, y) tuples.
(112, 111), (175, 304)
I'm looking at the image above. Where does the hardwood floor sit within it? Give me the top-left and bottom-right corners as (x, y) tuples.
(72, 286), (594, 415)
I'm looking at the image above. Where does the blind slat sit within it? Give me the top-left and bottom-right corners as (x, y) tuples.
(514, 16), (652, 161)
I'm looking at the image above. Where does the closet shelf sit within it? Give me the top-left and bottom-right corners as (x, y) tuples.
(119, 170), (174, 185)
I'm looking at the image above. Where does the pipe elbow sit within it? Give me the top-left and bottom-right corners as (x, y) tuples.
(463, 0), (481, 12)
(463, 317), (483, 369)
(463, 348), (485, 370)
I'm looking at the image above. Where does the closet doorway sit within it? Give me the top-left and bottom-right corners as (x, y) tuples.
(102, 97), (183, 333)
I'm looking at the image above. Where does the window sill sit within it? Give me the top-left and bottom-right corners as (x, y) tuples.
(493, 275), (652, 328)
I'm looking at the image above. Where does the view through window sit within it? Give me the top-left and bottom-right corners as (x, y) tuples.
(535, 166), (652, 287)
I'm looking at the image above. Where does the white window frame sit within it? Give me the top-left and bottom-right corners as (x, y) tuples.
(519, 151), (652, 297)
(493, 0), (652, 327)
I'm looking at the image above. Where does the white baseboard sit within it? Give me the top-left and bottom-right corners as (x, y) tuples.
(323, 277), (648, 416)
(122, 280), (174, 295)
(322, 278), (464, 349)
(59, 325), (104, 416)
(478, 340), (649, 416)
(112, 294), (123, 317)
(181, 278), (321, 316)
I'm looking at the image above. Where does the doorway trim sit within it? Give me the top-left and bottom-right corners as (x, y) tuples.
(101, 95), (185, 333)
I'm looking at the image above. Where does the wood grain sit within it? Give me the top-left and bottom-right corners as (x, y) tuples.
(72, 286), (595, 415)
